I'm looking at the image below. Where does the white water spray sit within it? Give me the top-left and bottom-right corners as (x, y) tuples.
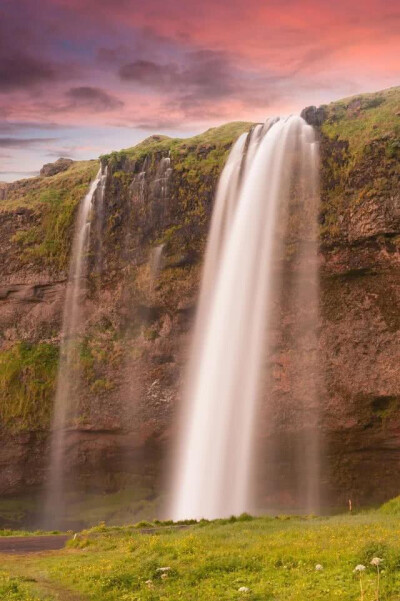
(170, 116), (320, 520)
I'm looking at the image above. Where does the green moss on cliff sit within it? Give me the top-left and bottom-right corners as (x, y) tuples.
(3, 161), (98, 271)
(319, 86), (400, 243)
(105, 122), (253, 263)
(322, 86), (400, 160)
(0, 342), (58, 432)
(101, 122), (252, 165)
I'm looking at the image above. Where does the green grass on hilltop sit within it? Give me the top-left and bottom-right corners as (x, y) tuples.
(319, 86), (400, 241)
(2, 512), (400, 600)
(2, 160), (99, 271)
(0, 161), (99, 212)
(322, 86), (400, 161)
(101, 122), (253, 166)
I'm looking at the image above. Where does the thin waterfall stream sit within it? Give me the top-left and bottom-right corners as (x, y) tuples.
(43, 166), (106, 527)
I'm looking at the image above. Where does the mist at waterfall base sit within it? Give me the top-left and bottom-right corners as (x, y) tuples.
(170, 115), (321, 521)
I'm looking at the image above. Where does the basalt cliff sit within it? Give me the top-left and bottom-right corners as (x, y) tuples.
(0, 87), (399, 527)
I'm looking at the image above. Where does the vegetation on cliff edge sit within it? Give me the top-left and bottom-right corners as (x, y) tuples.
(1, 160), (98, 271)
(319, 86), (400, 241)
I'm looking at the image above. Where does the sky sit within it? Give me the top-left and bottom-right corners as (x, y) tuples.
(1, 0), (399, 182)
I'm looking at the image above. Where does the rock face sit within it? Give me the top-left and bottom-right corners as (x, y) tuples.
(0, 183), (8, 201)
(40, 157), (73, 177)
(0, 88), (399, 525)
(301, 105), (326, 126)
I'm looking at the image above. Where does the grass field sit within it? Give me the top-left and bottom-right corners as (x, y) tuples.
(1, 509), (400, 601)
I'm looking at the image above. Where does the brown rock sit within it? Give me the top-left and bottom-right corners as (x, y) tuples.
(40, 158), (73, 177)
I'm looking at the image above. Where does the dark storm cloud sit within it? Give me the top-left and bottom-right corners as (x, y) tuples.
(119, 50), (236, 99)
(0, 5), (62, 94)
(120, 60), (178, 87)
(0, 54), (57, 93)
(65, 87), (124, 111)
(97, 46), (131, 65)
(0, 137), (58, 148)
(119, 49), (284, 118)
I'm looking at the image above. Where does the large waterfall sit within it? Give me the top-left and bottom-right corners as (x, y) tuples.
(170, 116), (320, 520)
(43, 166), (107, 526)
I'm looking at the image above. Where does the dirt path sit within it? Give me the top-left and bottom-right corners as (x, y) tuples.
(0, 525), (191, 599)
(22, 577), (85, 601)
(0, 534), (69, 554)
(28, 577), (85, 601)
(1, 552), (85, 601)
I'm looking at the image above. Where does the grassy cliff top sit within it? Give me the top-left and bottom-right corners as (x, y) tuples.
(3, 82), (399, 206)
(0, 160), (99, 212)
(0, 161), (99, 271)
(101, 121), (254, 165)
(321, 85), (400, 158)
(317, 86), (400, 242)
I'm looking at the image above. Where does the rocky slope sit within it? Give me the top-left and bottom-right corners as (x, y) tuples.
(0, 87), (399, 526)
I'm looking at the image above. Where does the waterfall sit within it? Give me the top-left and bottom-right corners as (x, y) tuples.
(151, 157), (172, 200)
(43, 166), (106, 527)
(94, 166), (108, 283)
(150, 244), (165, 283)
(170, 116), (320, 520)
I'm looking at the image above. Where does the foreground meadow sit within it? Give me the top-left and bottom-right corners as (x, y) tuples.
(1, 510), (400, 601)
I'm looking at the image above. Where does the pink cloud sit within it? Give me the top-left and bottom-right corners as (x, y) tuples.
(1, 0), (399, 180)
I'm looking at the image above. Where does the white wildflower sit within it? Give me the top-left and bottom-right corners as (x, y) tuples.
(156, 567), (171, 572)
(238, 586), (250, 593)
(370, 557), (383, 566)
(315, 564), (323, 571)
(354, 564), (366, 572)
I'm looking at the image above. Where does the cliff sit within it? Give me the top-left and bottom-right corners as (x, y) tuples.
(0, 87), (399, 526)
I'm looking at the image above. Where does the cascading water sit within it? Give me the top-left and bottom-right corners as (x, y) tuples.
(43, 166), (106, 527)
(150, 244), (165, 283)
(93, 166), (108, 283)
(170, 116), (320, 520)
